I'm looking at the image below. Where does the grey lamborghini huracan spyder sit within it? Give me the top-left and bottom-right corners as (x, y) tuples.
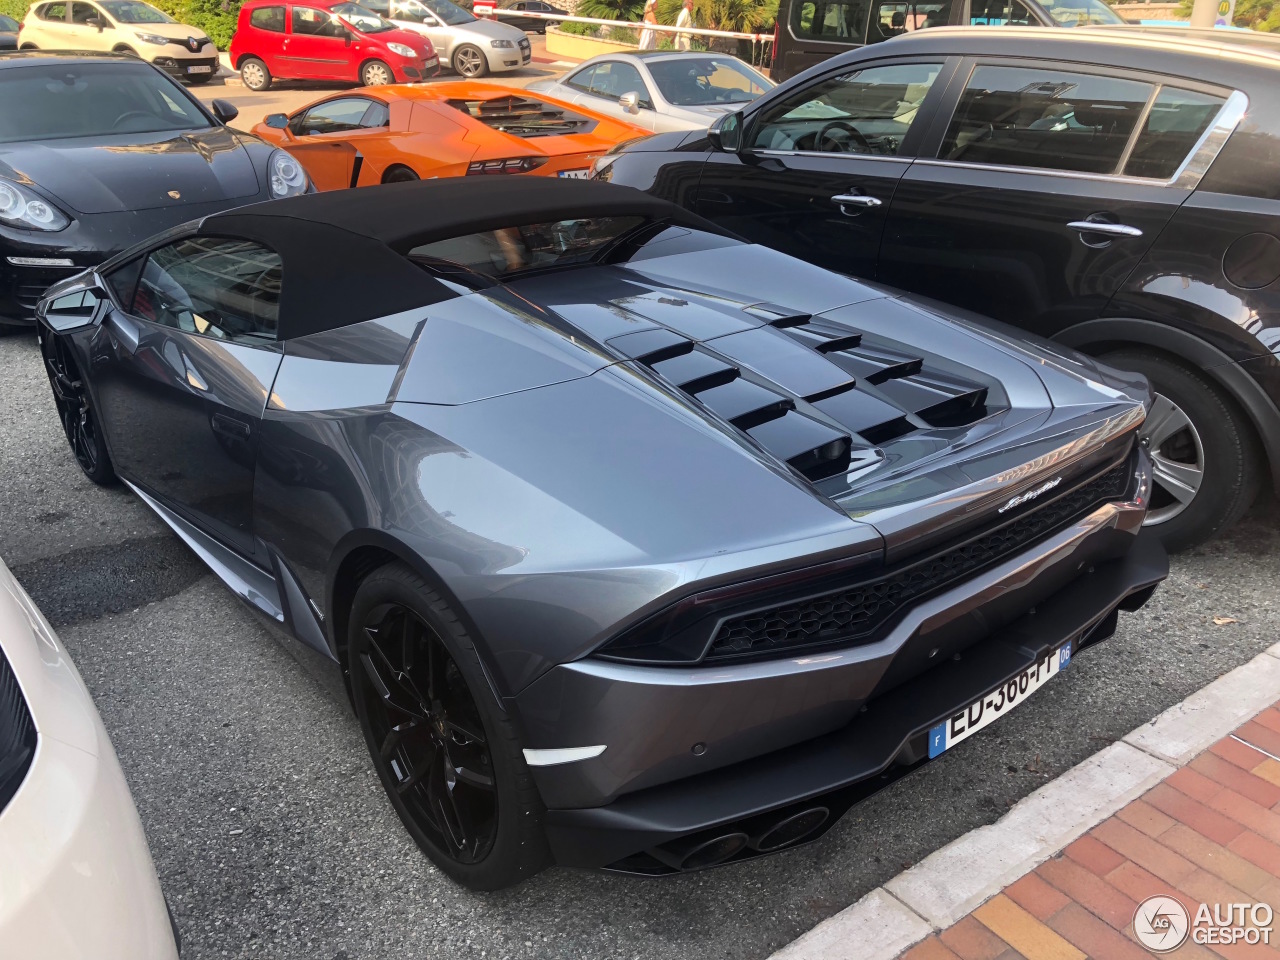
(37, 178), (1167, 889)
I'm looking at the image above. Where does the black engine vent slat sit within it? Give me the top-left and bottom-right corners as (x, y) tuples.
(916, 388), (990, 428)
(696, 379), (794, 428)
(815, 333), (864, 353)
(859, 417), (916, 445)
(747, 411), (855, 482)
(705, 460), (1133, 661)
(876, 374), (989, 428)
(650, 351), (740, 393)
(804, 380), (858, 404)
(830, 347), (925, 385)
(744, 303), (812, 329)
(0, 646), (37, 811)
(609, 327), (694, 364)
(712, 329), (856, 402)
(813, 387), (912, 438)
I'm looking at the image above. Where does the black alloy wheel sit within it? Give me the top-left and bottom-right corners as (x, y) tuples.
(43, 336), (115, 486)
(348, 563), (549, 889)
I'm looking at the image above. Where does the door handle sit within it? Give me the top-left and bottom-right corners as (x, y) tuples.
(1066, 221), (1143, 239)
(831, 194), (883, 215)
(211, 412), (252, 440)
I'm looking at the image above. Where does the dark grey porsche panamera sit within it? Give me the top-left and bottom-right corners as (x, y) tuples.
(37, 178), (1166, 890)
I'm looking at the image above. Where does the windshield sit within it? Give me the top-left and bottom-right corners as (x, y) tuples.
(330, 1), (396, 31)
(1040, 0), (1124, 24)
(0, 13), (20, 29)
(98, 0), (175, 22)
(411, 217), (645, 278)
(0, 62), (210, 143)
(391, 0), (475, 25)
(647, 56), (773, 106)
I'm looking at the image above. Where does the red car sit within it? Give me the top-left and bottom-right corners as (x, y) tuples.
(229, 0), (438, 91)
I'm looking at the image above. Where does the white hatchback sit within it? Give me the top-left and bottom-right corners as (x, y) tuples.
(19, 0), (218, 83)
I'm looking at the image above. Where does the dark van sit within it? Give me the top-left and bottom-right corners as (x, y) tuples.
(770, 0), (1126, 80)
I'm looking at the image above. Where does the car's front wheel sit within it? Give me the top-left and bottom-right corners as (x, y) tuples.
(452, 44), (487, 77)
(43, 335), (115, 486)
(239, 56), (271, 91)
(1103, 349), (1261, 552)
(348, 562), (550, 890)
(360, 59), (394, 86)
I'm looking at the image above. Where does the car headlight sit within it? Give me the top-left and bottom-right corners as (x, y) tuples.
(135, 31), (169, 44)
(490, 38), (514, 47)
(0, 178), (70, 232)
(268, 150), (309, 199)
(387, 41), (417, 57)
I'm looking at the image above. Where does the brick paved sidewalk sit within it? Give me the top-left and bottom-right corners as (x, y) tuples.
(897, 706), (1280, 960)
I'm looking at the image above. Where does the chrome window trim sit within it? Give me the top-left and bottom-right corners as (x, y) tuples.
(911, 157), (1172, 186)
(751, 148), (914, 163)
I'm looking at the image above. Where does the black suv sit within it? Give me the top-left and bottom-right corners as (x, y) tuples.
(599, 27), (1280, 551)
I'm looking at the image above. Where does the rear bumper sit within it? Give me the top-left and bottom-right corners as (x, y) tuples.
(542, 528), (1166, 873)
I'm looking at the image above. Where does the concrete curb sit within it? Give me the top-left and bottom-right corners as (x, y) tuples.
(767, 642), (1280, 960)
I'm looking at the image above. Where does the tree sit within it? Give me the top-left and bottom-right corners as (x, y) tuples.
(1176, 0), (1280, 30)
(656, 0), (777, 33)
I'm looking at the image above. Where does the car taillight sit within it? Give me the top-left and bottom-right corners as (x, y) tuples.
(466, 157), (548, 175)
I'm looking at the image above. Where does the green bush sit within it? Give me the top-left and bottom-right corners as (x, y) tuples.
(149, 0), (242, 49)
(0, 0), (29, 19)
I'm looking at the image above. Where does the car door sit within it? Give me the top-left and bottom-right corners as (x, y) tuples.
(64, 1), (111, 50)
(571, 60), (657, 131)
(280, 96), (391, 189)
(697, 58), (953, 280)
(285, 5), (355, 80)
(246, 4), (289, 75)
(879, 59), (1208, 336)
(89, 236), (284, 558)
(28, 0), (69, 46)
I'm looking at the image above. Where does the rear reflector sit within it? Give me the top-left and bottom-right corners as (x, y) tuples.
(466, 157), (548, 175)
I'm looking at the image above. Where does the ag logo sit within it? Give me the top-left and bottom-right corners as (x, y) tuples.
(1134, 896), (1190, 953)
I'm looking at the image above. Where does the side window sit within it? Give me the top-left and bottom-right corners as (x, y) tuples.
(750, 61), (943, 155)
(363, 101), (390, 127)
(1124, 86), (1227, 180)
(867, 1), (947, 41)
(588, 62), (651, 107)
(250, 4), (286, 29)
(39, 2), (68, 19)
(291, 97), (378, 135)
(968, 0), (1033, 24)
(940, 65), (1153, 174)
(564, 64), (596, 94)
(68, 2), (99, 23)
(362, 0), (390, 14)
(291, 6), (345, 36)
(105, 257), (145, 310)
(132, 237), (283, 343)
(791, 0), (870, 40)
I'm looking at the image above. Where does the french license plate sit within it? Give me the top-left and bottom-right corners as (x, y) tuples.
(187, 64), (212, 73)
(424, 57), (438, 68)
(558, 169), (589, 179)
(928, 644), (1072, 758)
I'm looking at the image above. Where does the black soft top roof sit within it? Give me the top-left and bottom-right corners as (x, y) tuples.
(199, 178), (721, 341)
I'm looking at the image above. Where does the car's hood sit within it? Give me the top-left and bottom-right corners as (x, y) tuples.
(0, 126), (260, 215)
(445, 15), (526, 40)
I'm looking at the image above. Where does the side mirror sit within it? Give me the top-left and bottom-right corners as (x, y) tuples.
(39, 285), (105, 332)
(264, 112), (290, 129)
(618, 91), (640, 113)
(88, 15), (104, 29)
(707, 109), (743, 152)
(210, 98), (239, 124)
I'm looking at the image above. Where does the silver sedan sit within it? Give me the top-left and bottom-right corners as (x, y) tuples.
(526, 51), (773, 132)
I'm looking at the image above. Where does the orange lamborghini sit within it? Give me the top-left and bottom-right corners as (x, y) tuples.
(250, 82), (649, 190)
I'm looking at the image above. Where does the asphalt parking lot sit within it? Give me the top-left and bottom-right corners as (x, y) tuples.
(2, 327), (1278, 960)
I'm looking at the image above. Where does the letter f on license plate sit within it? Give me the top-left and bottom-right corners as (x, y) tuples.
(928, 645), (1071, 759)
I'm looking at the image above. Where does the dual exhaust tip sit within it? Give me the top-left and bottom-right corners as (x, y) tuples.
(659, 806), (831, 872)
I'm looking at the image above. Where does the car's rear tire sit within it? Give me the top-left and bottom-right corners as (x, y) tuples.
(382, 165), (419, 183)
(347, 562), (550, 890)
(452, 44), (487, 77)
(1102, 348), (1261, 552)
(239, 56), (271, 91)
(360, 59), (394, 86)
(43, 336), (116, 487)
(19, 42), (37, 49)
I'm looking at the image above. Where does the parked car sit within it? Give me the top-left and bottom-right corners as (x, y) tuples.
(356, 0), (530, 77)
(527, 52), (775, 133)
(600, 27), (1280, 551)
(0, 13), (19, 49)
(252, 81), (647, 187)
(0, 51), (310, 328)
(38, 176), (1164, 889)
(487, 0), (564, 33)
(229, 0), (439, 91)
(0, 554), (179, 958)
(770, 0), (1125, 81)
(17, 0), (218, 83)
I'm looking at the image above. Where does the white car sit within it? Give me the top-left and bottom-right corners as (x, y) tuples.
(18, 0), (218, 83)
(0, 556), (179, 959)
(526, 51), (774, 132)
(356, 0), (529, 76)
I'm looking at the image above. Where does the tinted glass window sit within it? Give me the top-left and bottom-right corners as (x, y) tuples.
(968, 0), (1033, 24)
(249, 4), (286, 29)
(940, 65), (1153, 174)
(38, 3), (67, 19)
(410, 217), (645, 278)
(105, 256), (145, 309)
(69, 3), (100, 23)
(330, 2), (396, 30)
(564, 64), (596, 93)
(133, 237), (282, 342)
(587, 61), (651, 107)
(1124, 86), (1226, 180)
(0, 62), (210, 143)
(361, 0), (390, 14)
(1038, 0), (1123, 24)
(647, 56), (771, 106)
(292, 97), (379, 135)
(867, 0), (948, 41)
(292, 6), (346, 36)
(98, 1), (175, 22)
(790, 0), (870, 40)
(751, 61), (943, 155)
